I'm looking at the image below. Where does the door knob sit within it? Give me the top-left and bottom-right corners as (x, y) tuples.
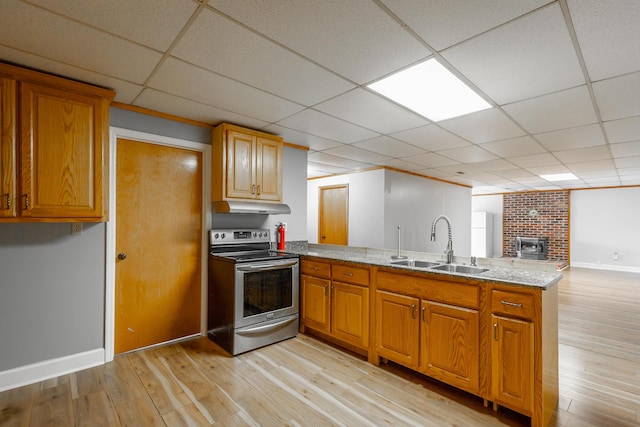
(118, 253), (127, 260)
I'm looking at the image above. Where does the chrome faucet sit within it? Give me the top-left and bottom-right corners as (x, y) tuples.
(431, 215), (453, 263)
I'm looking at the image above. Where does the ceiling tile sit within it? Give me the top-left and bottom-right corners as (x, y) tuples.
(0, 0), (162, 83)
(263, 125), (343, 151)
(27, 0), (198, 51)
(502, 86), (598, 134)
(322, 145), (391, 163)
(473, 159), (519, 172)
(534, 123), (605, 151)
(404, 152), (460, 168)
(621, 174), (640, 184)
(0, 45), (142, 103)
(553, 146), (611, 164)
(307, 161), (352, 174)
(436, 146), (498, 163)
(574, 169), (619, 178)
(480, 136), (547, 158)
(592, 71), (640, 121)
(172, 8), (355, 106)
(276, 109), (379, 144)
(582, 176), (621, 186)
(610, 141), (640, 158)
(352, 136), (425, 158)
(567, 0), (640, 81)
(381, 0), (549, 51)
(614, 156), (640, 169)
(526, 164), (571, 175)
(149, 58), (304, 123)
(391, 125), (470, 151)
(313, 89), (429, 134)
(439, 108), (525, 144)
(618, 167), (640, 176)
(603, 116), (640, 143)
(134, 88), (269, 128)
(566, 159), (615, 172)
(208, 0), (431, 84)
(494, 168), (538, 179)
(508, 153), (561, 168)
(308, 152), (364, 168)
(372, 158), (425, 171)
(441, 3), (584, 104)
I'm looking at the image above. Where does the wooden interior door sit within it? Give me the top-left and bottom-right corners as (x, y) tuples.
(115, 138), (202, 354)
(318, 184), (348, 245)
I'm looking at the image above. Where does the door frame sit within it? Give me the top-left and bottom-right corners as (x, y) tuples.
(105, 127), (211, 362)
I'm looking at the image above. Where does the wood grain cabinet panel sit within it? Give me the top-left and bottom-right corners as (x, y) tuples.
(300, 258), (371, 351)
(420, 301), (479, 394)
(212, 123), (283, 203)
(0, 76), (16, 218)
(375, 290), (419, 368)
(0, 62), (113, 222)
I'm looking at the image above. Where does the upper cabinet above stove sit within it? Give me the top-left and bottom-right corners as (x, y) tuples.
(212, 123), (283, 204)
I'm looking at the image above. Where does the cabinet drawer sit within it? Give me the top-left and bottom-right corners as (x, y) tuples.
(491, 290), (534, 321)
(332, 264), (370, 286)
(301, 259), (331, 279)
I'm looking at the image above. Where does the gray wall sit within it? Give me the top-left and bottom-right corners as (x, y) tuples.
(0, 107), (307, 374)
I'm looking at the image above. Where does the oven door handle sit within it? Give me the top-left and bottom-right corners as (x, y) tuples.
(236, 315), (298, 336)
(236, 260), (298, 272)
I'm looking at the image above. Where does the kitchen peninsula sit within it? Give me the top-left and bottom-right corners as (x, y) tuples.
(289, 242), (561, 427)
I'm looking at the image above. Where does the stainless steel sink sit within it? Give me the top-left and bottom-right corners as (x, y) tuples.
(390, 259), (442, 268)
(429, 264), (489, 275)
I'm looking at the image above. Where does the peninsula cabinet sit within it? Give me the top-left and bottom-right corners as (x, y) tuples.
(300, 257), (370, 352)
(0, 62), (114, 222)
(375, 270), (481, 395)
(212, 123), (283, 203)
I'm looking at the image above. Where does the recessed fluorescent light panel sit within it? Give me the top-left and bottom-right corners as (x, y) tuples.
(367, 58), (491, 121)
(540, 173), (578, 181)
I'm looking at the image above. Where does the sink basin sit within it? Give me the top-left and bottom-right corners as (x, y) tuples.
(430, 264), (489, 275)
(390, 260), (442, 268)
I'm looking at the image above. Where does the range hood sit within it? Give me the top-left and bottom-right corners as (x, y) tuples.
(213, 201), (291, 215)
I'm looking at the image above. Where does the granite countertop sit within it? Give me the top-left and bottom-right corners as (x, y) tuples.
(284, 241), (562, 290)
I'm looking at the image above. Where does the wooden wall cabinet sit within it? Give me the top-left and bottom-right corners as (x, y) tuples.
(212, 123), (283, 203)
(300, 258), (370, 351)
(0, 63), (114, 222)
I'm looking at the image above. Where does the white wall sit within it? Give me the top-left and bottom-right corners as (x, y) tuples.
(471, 194), (503, 257)
(307, 169), (472, 256)
(571, 187), (640, 272)
(307, 169), (385, 247)
(383, 170), (472, 255)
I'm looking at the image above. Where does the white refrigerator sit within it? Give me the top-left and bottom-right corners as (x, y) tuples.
(471, 212), (493, 258)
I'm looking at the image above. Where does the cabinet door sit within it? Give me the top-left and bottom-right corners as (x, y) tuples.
(255, 136), (281, 201)
(0, 76), (16, 218)
(301, 274), (331, 333)
(225, 130), (256, 199)
(19, 82), (107, 219)
(420, 301), (479, 394)
(491, 315), (534, 415)
(375, 290), (419, 368)
(331, 282), (369, 349)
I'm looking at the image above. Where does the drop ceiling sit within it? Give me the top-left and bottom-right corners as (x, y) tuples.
(2, 0), (639, 194)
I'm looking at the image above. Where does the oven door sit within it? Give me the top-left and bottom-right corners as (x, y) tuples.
(234, 258), (299, 328)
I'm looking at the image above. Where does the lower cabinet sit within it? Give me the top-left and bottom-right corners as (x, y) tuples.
(300, 258), (370, 351)
(375, 288), (480, 395)
(491, 314), (534, 415)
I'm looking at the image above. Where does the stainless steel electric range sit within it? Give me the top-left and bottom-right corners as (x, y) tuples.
(207, 229), (299, 355)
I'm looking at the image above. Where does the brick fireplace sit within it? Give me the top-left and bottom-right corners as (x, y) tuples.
(503, 191), (569, 261)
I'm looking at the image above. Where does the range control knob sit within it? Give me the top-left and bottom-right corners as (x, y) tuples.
(221, 233), (226, 239)
(214, 233), (219, 239)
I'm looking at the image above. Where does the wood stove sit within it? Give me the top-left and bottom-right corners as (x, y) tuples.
(516, 236), (548, 260)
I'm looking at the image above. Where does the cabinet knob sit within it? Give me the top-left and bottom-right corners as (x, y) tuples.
(118, 253), (127, 260)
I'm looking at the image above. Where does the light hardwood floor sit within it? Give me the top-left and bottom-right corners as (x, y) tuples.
(1, 266), (638, 426)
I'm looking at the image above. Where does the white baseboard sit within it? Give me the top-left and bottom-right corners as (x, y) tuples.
(0, 348), (104, 392)
(570, 262), (640, 274)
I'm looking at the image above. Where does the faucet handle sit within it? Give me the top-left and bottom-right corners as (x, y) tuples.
(470, 256), (477, 266)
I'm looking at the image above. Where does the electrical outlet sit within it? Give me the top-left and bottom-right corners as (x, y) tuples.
(71, 223), (83, 235)
(613, 252), (619, 261)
